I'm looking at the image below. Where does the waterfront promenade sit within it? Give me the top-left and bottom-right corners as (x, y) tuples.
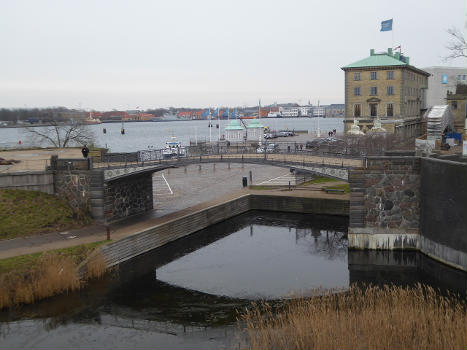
(0, 162), (348, 259)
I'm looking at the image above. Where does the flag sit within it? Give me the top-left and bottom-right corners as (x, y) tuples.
(380, 19), (393, 32)
(393, 45), (401, 50)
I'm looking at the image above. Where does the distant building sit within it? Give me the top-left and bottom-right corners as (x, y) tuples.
(422, 66), (467, 107)
(341, 48), (430, 137)
(279, 107), (300, 117)
(446, 83), (467, 133)
(324, 104), (345, 118)
(225, 120), (245, 142)
(246, 119), (264, 141)
(312, 106), (325, 117)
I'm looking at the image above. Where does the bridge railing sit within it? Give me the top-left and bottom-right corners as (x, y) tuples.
(93, 141), (365, 170)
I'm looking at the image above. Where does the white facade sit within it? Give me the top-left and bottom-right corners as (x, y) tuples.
(246, 119), (265, 141)
(312, 106), (325, 117)
(299, 107), (312, 116)
(279, 107), (299, 117)
(422, 66), (467, 107)
(225, 120), (245, 142)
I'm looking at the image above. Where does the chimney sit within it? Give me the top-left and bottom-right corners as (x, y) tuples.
(394, 52), (401, 60)
(405, 57), (410, 64)
(387, 48), (393, 56)
(370, 49), (375, 56)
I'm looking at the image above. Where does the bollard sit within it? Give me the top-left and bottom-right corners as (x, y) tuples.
(288, 181), (291, 191)
(198, 164), (202, 172)
(228, 162), (231, 169)
(106, 226), (110, 241)
(249, 170), (252, 183)
(213, 163), (216, 171)
(184, 166), (187, 173)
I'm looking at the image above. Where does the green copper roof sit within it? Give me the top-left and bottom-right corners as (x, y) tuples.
(342, 54), (407, 69)
(225, 120), (244, 130)
(246, 119), (264, 128)
(342, 49), (408, 69)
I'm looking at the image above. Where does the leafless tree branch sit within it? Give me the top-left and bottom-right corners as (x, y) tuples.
(444, 25), (467, 61)
(24, 118), (94, 148)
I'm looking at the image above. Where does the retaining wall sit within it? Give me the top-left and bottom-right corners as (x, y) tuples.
(349, 155), (466, 271)
(94, 194), (348, 269)
(419, 157), (466, 270)
(0, 171), (54, 194)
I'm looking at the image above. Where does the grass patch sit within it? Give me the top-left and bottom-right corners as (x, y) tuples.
(0, 189), (91, 239)
(249, 185), (281, 190)
(0, 241), (108, 275)
(303, 177), (339, 185)
(323, 183), (350, 193)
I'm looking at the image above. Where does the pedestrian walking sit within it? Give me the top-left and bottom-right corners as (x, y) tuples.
(81, 144), (89, 159)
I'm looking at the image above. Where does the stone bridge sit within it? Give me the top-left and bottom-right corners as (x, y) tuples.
(50, 152), (362, 224)
(97, 152), (363, 182)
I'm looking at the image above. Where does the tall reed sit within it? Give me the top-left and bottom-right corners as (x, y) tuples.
(240, 284), (466, 350)
(0, 251), (107, 309)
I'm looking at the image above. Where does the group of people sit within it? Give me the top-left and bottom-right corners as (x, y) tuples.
(328, 129), (337, 137)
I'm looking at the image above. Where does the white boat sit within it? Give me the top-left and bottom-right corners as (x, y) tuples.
(162, 136), (187, 158)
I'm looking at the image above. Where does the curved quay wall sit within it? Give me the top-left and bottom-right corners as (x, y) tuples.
(95, 194), (349, 269)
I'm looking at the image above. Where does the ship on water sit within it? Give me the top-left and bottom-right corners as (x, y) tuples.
(152, 113), (192, 122)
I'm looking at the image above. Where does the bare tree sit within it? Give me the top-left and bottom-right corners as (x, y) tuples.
(445, 24), (467, 61)
(24, 119), (94, 148)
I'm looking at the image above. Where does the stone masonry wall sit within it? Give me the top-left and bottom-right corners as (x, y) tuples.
(349, 157), (420, 231)
(54, 171), (92, 214)
(104, 172), (153, 222)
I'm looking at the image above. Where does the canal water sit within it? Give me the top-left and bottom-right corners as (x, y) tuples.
(0, 211), (464, 349)
(0, 117), (343, 152)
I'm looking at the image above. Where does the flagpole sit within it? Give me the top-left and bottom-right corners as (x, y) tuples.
(392, 18), (394, 51)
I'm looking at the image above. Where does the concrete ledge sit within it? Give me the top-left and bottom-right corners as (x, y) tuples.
(420, 235), (467, 272)
(348, 230), (420, 250)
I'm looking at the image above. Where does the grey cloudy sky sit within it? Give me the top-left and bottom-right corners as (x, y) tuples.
(1, 0), (466, 110)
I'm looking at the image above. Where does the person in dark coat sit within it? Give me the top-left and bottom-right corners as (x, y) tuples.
(81, 145), (89, 158)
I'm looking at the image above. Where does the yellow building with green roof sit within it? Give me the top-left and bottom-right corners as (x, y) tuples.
(342, 48), (430, 137)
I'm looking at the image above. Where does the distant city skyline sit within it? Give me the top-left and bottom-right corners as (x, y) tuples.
(1, 0), (466, 110)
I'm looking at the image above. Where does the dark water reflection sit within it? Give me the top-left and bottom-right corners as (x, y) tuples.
(0, 211), (465, 349)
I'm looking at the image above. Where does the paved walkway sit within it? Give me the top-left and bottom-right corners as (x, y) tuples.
(0, 166), (348, 259)
(0, 148), (82, 172)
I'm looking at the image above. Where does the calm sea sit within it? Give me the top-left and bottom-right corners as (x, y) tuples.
(0, 117), (343, 152)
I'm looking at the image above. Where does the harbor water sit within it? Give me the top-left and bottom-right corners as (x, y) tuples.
(0, 118), (343, 152)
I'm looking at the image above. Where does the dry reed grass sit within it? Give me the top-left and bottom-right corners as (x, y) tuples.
(0, 250), (107, 309)
(240, 284), (466, 350)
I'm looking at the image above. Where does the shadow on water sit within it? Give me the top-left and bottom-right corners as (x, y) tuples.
(348, 250), (467, 297)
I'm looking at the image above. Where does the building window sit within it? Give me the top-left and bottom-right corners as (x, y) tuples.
(387, 71), (394, 80)
(387, 103), (394, 117)
(370, 71), (377, 80)
(387, 86), (394, 95)
(354, 72), (361, 81)
(370, 87), (378, 95)
(354, 104), (361, 117)
(354, 87), (361, 96)
(458, 75), (461, 80)
(463, 75), (466, 80)
(452, 101), (458, 109)
(370, 103), (378, 117)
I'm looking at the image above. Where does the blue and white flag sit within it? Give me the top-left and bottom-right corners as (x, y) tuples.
(380, 19), (393, 32)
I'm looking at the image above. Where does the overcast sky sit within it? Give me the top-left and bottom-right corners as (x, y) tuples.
(1, 0), (466, 110)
